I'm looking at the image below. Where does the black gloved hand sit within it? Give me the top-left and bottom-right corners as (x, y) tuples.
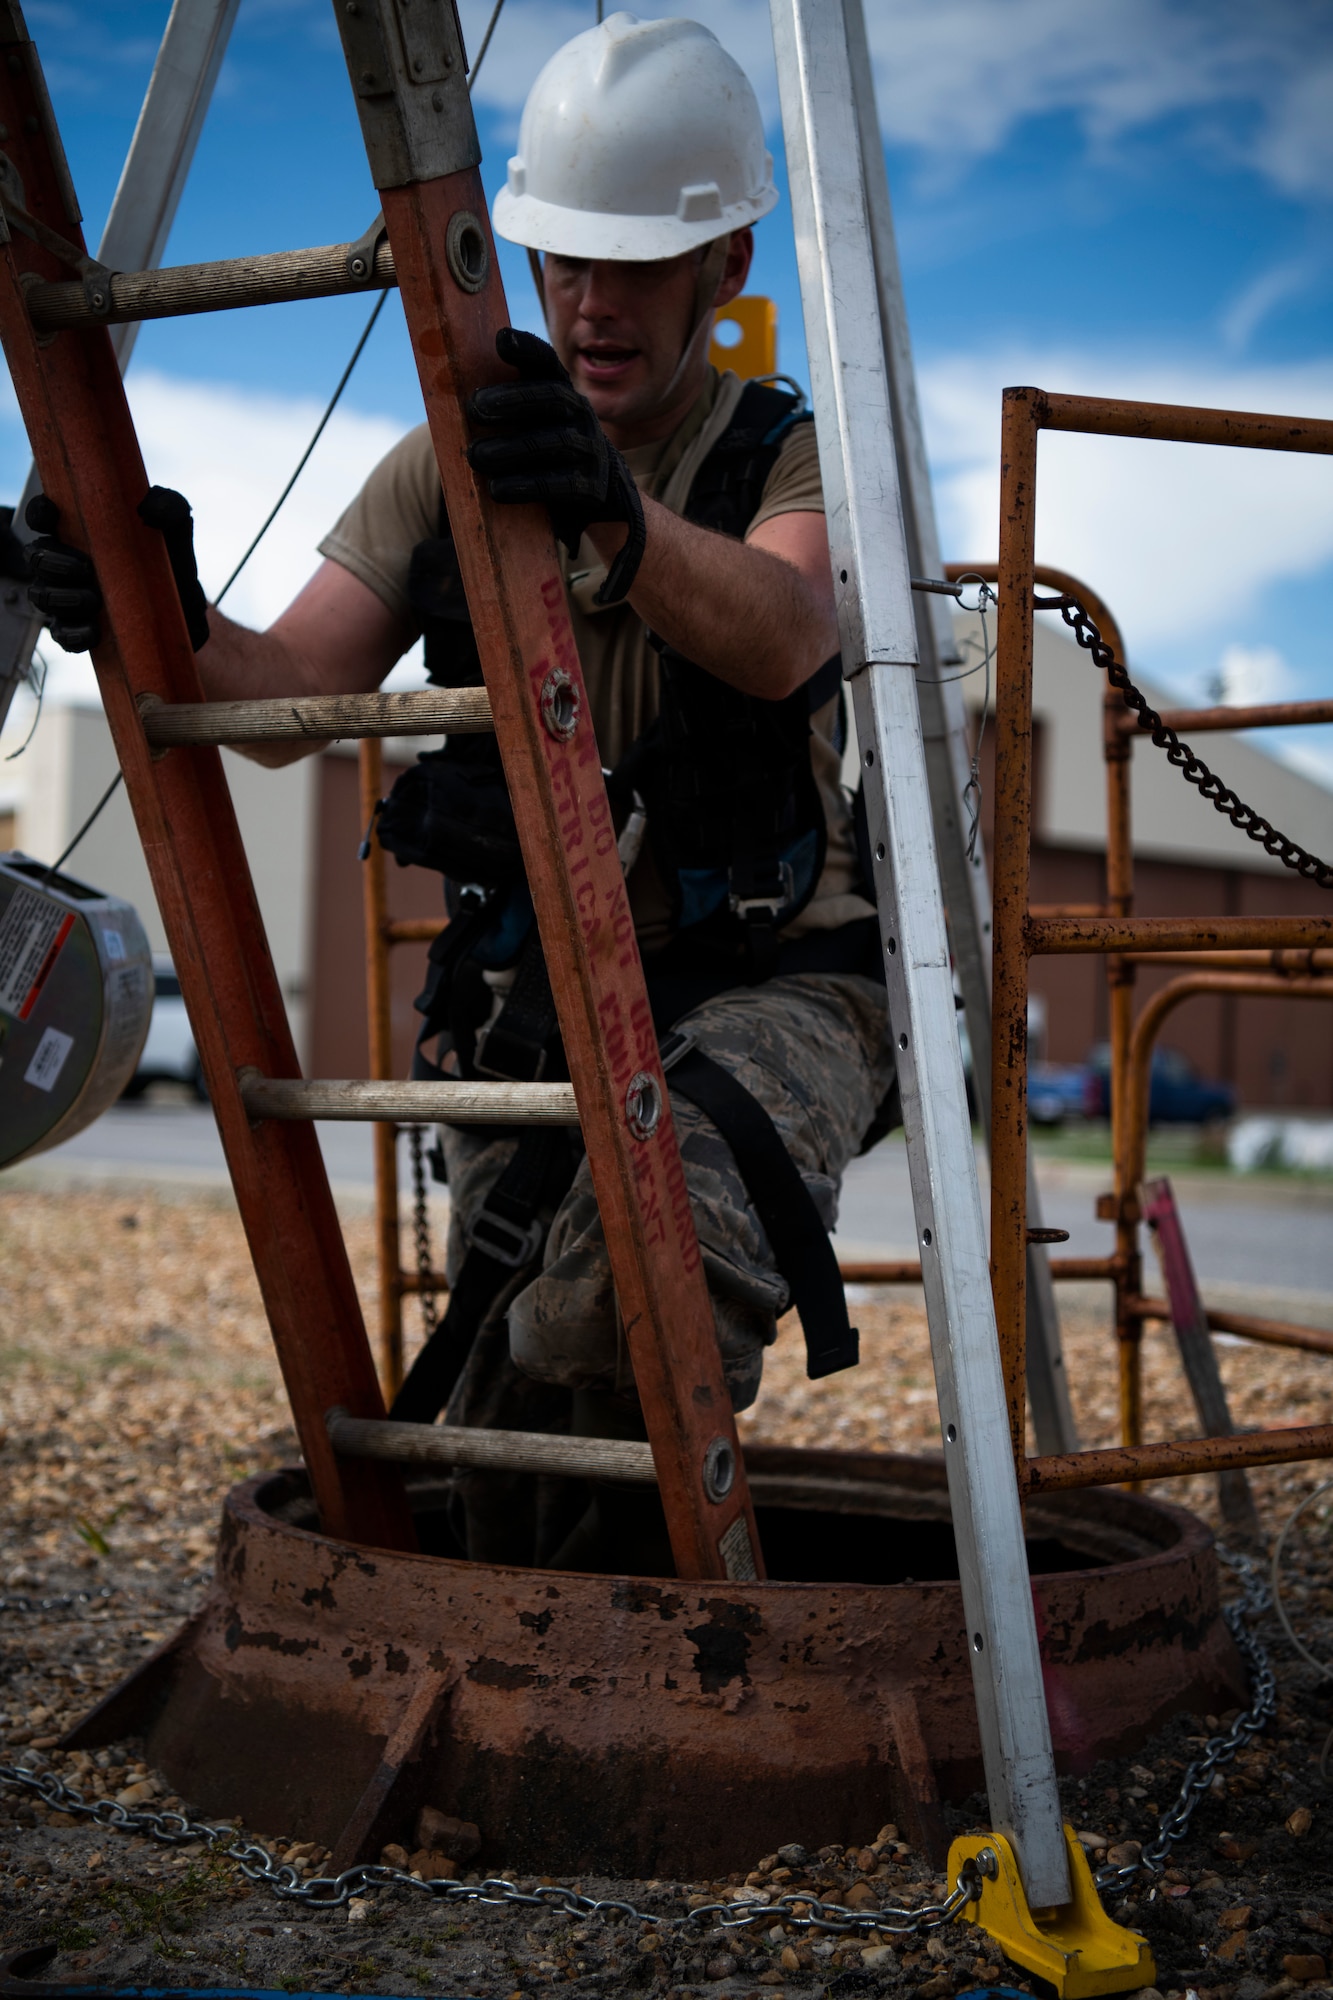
(25, 493), (102, 652)
(465, 327), (646, 606)
(137, 485), (210, 651)
(23, 487), (211, 654)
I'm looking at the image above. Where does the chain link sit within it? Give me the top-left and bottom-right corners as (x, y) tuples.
(0, 1756), (978, 1937)
(407, 1123), (440, 1338)
(1093, 1549), (1276, 1896)
(1035, 591), (1333, 890)
(0, 1559), (1274, 1932)
(0, 1587), (115, 1616)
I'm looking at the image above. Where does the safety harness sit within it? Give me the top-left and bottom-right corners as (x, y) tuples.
(380, 381), (876, 1424)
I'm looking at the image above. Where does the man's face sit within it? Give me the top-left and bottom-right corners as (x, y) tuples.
(542, 231), (751, 444)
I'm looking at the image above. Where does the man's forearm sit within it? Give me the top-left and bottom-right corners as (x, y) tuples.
(192, 609), (328, 768)
(590, 498), (837, 699)
(186, 562), (416, 767)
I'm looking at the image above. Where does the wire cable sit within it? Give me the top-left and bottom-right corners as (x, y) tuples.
(469, 0), (507, 82)
(1270, 1478), (1332, 1682)
(3, 643), (47, 760)
(41, 768), (123, 885)
(212, 0), (508, 607)
(214, 288), (390, 607)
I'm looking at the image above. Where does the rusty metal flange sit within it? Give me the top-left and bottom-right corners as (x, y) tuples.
(65, 1448), (1245, 1880)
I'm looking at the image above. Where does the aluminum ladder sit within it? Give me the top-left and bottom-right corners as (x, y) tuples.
(0, 0), (240, 734)
(771, 0), (1076, 1912)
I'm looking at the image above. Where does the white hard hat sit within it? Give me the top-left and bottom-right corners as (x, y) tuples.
(493, 13), (779, 262)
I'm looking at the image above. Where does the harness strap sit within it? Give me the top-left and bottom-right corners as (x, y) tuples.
(473, 925), (561, 1082)
(390, 1126), (576, 1425)
(660, 1036), (859, 1380)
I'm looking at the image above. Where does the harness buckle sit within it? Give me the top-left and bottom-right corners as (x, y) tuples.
(468, 1207), (544, 1269)
(727, 859), (793, 921)
(473, 1021), (548, 1082)
(657, 1027), (697, 1075)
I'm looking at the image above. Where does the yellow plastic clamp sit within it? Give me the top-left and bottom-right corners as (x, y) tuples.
(707, 295), (778, 382)
(947, 1824), (1156, 2000)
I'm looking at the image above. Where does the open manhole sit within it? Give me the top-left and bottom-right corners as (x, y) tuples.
(65, 1448), (1246, 1880)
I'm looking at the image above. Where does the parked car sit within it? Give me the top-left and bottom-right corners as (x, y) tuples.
(1028, 1060), (1099, 1127)
(1087, 1043), (1235, 1124)
(123, 957), (206, 1099)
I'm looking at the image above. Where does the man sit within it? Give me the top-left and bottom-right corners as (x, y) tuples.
(30, 15), (895, 1572)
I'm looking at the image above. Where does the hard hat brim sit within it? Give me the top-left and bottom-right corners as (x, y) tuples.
(493, 184), (778, 262)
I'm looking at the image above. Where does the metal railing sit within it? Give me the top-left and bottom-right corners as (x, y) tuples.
(985, 387), (1333, 1493)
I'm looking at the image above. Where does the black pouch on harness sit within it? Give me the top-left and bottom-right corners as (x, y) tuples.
(374, 525), (524, 888)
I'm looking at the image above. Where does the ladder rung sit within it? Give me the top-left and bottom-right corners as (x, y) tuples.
(327, 1409), (654, 1484)
(27, 236), (398, 333)
(140, 688), (491, 747)
(238, 1072), (580, 1126)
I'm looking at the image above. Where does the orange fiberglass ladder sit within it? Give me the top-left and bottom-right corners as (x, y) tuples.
(0, 0), (761, 1585)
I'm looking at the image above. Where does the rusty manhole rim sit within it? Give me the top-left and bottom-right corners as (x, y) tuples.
(246, 1440), (1217, 1594)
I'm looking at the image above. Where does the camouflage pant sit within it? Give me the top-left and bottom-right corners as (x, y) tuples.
(440, 972), (894, 1416)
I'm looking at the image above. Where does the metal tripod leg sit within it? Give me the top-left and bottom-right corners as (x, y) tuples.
(769, 0), (1070, 1906)
(840, 0), (1076, 1456)
(0, 0), (240, 732)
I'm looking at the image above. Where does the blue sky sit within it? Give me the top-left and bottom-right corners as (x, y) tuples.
(7, 0), (1333, 777)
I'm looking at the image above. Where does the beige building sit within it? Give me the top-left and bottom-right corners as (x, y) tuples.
(959, 607), (1333, 1107)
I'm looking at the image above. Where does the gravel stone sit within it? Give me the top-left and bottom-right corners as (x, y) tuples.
(3, 1186), (1332, 1997)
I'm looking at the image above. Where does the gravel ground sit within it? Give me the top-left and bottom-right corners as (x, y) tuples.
(1, 1186), (1330, 1999)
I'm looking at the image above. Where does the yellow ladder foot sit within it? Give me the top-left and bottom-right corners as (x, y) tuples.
(948, 1824), (1156, 1999)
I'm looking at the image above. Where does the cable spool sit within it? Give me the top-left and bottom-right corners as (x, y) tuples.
(0, 851), (153, 1169)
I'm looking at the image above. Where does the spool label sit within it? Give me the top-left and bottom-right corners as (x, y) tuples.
(24, 1025), (75, 1092)
(0, 888), (76, 1021)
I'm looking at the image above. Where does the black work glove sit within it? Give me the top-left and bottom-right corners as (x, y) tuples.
(23, 487), (210, 654)
(137, 485), (210, 650)
(24, 493), (102, 652)
(466, 327), (646, 606)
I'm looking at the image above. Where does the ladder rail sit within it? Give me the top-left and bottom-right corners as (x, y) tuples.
(0, 5), (414, 1555)
(841, 0), (1076, 1458)
(0, 0), (240, 733)
(770, 0), (1070, 1906)
(333, 5), (765, 1583)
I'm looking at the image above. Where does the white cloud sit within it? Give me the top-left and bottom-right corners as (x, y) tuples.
(920, 351), (1333, 652)
(0, 368), (426, 728)
(125, 368), (409, 629)
(1248, 56), (1333, 199)
(461, 0), (1333, 200)
(1214, 643), (1293, 707)
(1220, 260), (1320, 354)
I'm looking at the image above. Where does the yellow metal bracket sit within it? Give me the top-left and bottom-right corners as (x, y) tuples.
(948, 1825), (1156, 1999)
(708, 294), (778, 381)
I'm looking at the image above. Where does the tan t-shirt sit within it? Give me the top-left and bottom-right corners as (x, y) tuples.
(320, 367), (873, 951)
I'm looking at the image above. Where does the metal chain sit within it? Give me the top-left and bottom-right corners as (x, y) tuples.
(0, 1756), (977, 1937)
(0, 1557), (1273, 1930)
(0, 1586), (114, 1616)
(1035, 591), (1333, 889)
(1093, 1548), (1276, 1895)
(407, 1123), (440, 1337)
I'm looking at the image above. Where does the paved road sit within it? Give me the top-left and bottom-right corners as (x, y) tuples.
(12, 1099), (1333, 1314)
(836, 1136), (1333, 1313)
